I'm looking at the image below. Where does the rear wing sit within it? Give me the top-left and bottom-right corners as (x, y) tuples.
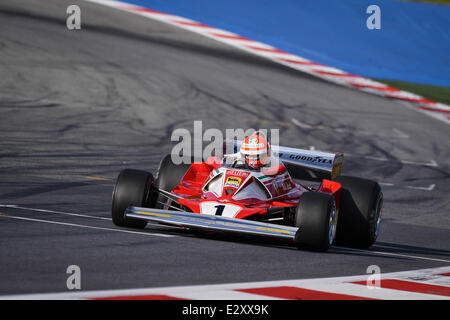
(226, 140), (344, 181)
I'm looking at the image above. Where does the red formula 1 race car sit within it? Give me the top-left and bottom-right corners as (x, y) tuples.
(111, 138), (383, 252)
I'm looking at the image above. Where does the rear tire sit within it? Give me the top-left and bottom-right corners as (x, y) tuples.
(334, 176), (383, 248)
(155, 154), (191, 209)
(111, 169), (155, 229)
(294, 192), (337, 252)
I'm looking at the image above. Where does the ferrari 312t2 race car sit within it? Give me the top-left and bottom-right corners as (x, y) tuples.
(111, 140), (383, 252)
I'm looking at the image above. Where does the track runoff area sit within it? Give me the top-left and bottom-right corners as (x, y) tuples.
(0, 0), (449, 312)
(85, 0), (450, 125)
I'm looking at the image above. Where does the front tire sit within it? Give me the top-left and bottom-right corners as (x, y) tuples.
(155, 154), (191, 209)
(334, 176), (383, 248)
(111, 169), (155, 229)
(294, 192), (337, 252)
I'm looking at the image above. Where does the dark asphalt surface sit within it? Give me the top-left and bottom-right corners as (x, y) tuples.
(0, 0), (449, 295)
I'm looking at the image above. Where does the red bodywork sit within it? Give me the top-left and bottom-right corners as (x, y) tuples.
(171, 161), (342, 220)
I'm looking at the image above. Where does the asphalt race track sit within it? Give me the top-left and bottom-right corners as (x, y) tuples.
(0, 0), (449, 295)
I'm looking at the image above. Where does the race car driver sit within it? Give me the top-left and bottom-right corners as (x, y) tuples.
(208, 131), (286, 175)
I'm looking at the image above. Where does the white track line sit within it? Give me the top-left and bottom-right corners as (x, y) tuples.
(392, 128), (410, 139)
(291, 118), (410, 139)
(0, 214), (175, 238)
(0, 204), (183, 229)
(0, 204), (110, 220)
(406, 184), (436, 191)
(345, 154), (438, 167)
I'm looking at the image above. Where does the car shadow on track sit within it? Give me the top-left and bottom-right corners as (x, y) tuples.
(145, 224), (450, 262)
(371, 241), (450, 259)
(143, 222), (450, 261)
(329, 241), (450, 263)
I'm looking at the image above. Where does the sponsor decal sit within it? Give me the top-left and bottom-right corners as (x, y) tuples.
(331, 154), (344, 178)
(227, 170), (250, 177)
(331, 162), (342, 178)
(225, 176), (242, 189)
(287, 154), (333, 164)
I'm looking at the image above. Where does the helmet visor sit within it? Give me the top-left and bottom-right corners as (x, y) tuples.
(245, 154), (260, 161)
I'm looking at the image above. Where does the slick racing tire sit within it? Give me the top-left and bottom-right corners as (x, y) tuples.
(111, 169), (155, 229)
(155, 154), (191, 209)
(333, 176), (383, 248)
(294, 192), (337, 252)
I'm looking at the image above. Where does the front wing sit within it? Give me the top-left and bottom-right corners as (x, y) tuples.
(125, 206), (298, 241)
